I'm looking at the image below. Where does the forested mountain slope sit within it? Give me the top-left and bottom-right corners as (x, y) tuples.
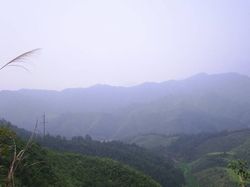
(126, 129), (250, 187)
(1, 73), (250, 139)
(0, 124), (161, 187)
(0, 119), (184, 187)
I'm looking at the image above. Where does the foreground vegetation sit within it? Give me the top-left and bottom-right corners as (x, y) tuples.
(0, 119), (184, 187)
(0, 125), (162, 187)
(4, 117), (250, 187)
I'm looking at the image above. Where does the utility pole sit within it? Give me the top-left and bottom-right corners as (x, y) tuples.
(42, 112), (48, 138)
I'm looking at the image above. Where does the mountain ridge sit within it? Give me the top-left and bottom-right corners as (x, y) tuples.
(1, 72), (250, 139)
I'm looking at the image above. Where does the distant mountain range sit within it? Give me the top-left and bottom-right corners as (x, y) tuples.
(1, 72), (250, 139)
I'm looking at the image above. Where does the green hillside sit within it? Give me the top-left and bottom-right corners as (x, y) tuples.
(48, 152), (161, 187)
(127, 130), (250, 187)
(38, 136), (184, 187)
(0, 119), (184, 187)
(0, 126), (161, 187)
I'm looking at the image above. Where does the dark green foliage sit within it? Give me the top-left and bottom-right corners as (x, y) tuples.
(228, 160), (250, 187)
(194, 167), (237, 187)
(191, 153), (233, 173)
(228, 160), (249, 178)
(36, 134), (184, 187)
(48, 152), (161, 187)
(0, 127), (57, 186)
(0, 127), (16, 185)
(0, 120), (183, 187)
(0, 126), (161, 187)
(146, 130), (250, 161)
(127, 129), (250, 187)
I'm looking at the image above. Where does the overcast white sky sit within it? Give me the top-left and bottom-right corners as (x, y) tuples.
(0, 0), (250, 90)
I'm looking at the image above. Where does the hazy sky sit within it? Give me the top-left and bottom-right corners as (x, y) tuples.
(0, 0), (250, 90)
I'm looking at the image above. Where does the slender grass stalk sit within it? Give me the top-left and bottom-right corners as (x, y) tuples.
(5, 120), (38, 187)
(1, 48), (41, 187)
(0, 49), (41, 71)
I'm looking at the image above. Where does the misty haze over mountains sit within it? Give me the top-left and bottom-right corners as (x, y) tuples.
(1, 1), (250, 186)
(1, 72), (250, 139)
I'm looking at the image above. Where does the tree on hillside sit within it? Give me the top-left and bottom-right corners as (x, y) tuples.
(228, 159), (250, 187)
